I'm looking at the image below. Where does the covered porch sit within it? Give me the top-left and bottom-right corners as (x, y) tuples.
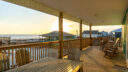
(0, 0), (128, 72)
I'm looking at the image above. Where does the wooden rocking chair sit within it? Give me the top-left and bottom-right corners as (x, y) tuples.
(104, 38), (120, 58)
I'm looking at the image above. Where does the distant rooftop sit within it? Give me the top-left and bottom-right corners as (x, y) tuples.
(40, 31), (75, 37)
(111, 28), (122, 32)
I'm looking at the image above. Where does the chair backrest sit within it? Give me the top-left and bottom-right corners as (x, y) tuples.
(113, 38), (120, 48)
(15, 49), (31, 66)
(0, 53), (10, 71)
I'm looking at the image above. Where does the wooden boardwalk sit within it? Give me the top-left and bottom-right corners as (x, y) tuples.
(80, 46), (125, 72)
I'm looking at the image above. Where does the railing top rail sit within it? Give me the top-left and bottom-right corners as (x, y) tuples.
(0, 40), (59, 49)
(63, 38), (80, 42)
(0, 38), (92, 49)
(63, 38), (90, 42)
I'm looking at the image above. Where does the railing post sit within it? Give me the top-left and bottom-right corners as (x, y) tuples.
(80, 20), (83, 50)
(59, 12), (63, 59)
(89, 24), (92, 46)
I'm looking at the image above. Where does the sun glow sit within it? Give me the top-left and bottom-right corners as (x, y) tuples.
(51, 20), (71, 33)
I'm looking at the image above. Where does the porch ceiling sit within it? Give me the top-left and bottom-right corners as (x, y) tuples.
(4, 0), (128, 25)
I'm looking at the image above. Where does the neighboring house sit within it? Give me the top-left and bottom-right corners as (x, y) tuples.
(100, 31), (108, 37)
(111, 28), (122, 38)
(82, 30), (102, 38)
(40, 31), (76, 41)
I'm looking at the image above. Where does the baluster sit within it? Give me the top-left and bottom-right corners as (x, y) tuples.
(8, 48), (10, 70)
(53, 43), (55, 57)
(23, 47), (26, 65)
(3, 48), (6, 71)
(49, 43), (51, 56)
(47, 43), (49, 57)
(11, 47), (14, 68)
(0, 48), (3, 71)
(68, 41), (70, 49)
(39, 45), (41, 60)
(19, 47), (23, 66)
(41, 44), (43, 58)
(56, 43), (58, 56)
(15, 47), (17, 67)
(30, 46), (31, 61)
(27, 46), (31, 63)
(26, 47), (29, 63)
(35, 45), (36, 61)
(32, 46), (34, 61)
(45, 43), (47, 57)
(43, 43), (45, 58)
(48, 43), (50, 57)
(37, 45), (39, 60)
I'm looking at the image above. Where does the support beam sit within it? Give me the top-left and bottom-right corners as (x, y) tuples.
(89, 24), (92, 46)
(59, 12), (63, 59)
(80, 20), (83, 50)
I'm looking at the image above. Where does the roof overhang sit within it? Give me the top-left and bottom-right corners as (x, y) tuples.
(4, 0), (128, 26)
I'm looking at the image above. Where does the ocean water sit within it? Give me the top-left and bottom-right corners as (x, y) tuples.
(0, 34), (41, 40)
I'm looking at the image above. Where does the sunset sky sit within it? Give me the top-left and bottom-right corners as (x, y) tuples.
(0, 0), (121, 35)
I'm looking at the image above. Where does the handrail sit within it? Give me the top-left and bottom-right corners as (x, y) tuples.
(0, 41), (59, 49)
(0, 38), (89, 49)
(0, 38), (92, 71)
(63, 38), (90, 42)
(0, 38), (92, 49)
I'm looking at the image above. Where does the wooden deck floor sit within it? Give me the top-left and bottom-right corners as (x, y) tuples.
(80, 46), (125, 72)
